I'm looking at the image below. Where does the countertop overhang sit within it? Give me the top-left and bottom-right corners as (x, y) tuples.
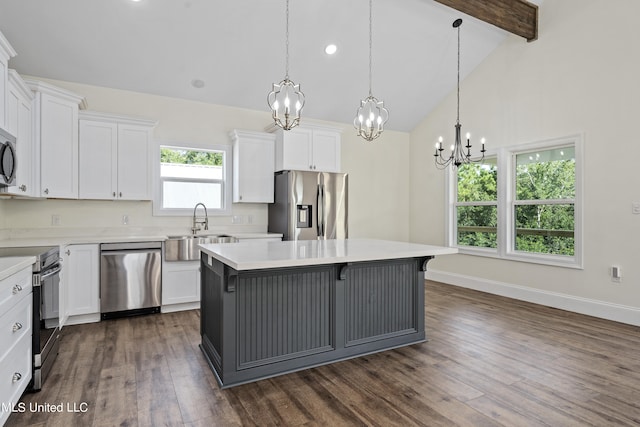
(0, 256), (36, 280)
(199, 238), (458, 271)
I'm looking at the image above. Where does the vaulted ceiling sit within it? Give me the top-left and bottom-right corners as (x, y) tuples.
(0, 0), (540, 132)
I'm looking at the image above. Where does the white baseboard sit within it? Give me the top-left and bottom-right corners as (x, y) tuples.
(64, 313), (100, 326)
(426, 270), (640, 327)
(161, 301), (199, 313)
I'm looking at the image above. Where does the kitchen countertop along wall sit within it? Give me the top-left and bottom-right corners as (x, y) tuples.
(0, 228), (280, 248)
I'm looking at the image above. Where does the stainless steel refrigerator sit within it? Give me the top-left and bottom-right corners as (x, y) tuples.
(269, 170), (348, 240)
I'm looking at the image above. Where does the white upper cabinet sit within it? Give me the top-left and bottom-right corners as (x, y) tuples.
(271, 124), (341, 173)
(25, 79), (86, 199)
(4, 70), (35, 196)
(79, 111), (157, 200)
(0, 30), (17, 131)
(230, 130), (275, 203)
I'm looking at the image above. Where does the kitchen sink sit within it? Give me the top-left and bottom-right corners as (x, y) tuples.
(164, 234), (238, 261)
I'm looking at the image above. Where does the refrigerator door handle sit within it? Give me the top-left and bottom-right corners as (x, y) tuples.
(317, 184), (325, 238)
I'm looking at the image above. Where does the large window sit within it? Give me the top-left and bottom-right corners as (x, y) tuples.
(153, 143), (232, 216)
(448, 135), (582, 268)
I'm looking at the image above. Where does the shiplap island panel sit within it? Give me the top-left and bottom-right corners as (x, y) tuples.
(198, 239), (457, 388)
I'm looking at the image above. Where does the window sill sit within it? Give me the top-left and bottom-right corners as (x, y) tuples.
(456, 246), (583, 270)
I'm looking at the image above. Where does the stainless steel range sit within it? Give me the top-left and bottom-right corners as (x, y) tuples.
(0, 246), (61, 391)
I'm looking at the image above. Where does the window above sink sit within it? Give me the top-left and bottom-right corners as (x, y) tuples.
(152, 142), (232, 216)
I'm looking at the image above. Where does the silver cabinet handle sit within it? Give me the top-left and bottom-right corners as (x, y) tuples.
(12, 373), (22, 383)
(19, 184), (26, 192)
(44, 188), (49, 195)
(12, 322), (23, 332)
(119, 192), (122, 197)
(66, 249), (71, 256)
(12, 284), (23, 295)
(113, 192), (116, 197)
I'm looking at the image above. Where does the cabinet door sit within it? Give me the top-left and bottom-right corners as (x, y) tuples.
(162, 261), (200, 305)
(65, 244), (99, 316)
(5, 80), (35, 196)
(79, 120), (118, 199)
(312, 130), (341, 173)
(39, 93), (79, 198)
(233, 134), (275, 203)
(117, 124), (151, 200)
(278, 127), (313, 171)
(0, 59), (6, 130)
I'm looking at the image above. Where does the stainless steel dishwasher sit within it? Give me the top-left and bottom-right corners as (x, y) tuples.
(100, 241), (162, 319)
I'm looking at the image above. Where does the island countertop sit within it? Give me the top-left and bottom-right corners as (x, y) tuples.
(199, 238), (457, 271)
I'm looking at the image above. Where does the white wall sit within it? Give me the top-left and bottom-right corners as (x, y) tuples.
(410, 0), (640, 321)
(1, 78), (411, 240)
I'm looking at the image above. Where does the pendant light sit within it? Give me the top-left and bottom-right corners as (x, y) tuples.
(434, 19), (486, 169)
(267, 0), (305, 130)
(354, 0), (389, 142)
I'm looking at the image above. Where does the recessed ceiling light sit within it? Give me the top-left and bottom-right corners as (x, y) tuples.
(325, 44), (337, 55)
(191, 79), (205, 89)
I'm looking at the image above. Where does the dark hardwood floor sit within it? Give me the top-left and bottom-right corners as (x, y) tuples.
(7, 281), (640, 426)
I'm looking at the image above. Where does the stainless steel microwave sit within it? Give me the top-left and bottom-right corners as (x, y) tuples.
(0, 127), (17, 186)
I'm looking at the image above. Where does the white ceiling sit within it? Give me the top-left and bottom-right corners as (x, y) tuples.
(0, 0), (536, 132)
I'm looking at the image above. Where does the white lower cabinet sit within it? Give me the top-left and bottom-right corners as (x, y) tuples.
(0, 265), (32, 426)
(63, 244), (100, 325)
(161, 260), (200, 313)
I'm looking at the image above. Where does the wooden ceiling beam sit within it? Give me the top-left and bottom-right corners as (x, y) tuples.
(433, 0), (538, 41)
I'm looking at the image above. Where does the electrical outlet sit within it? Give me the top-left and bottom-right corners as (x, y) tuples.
(232, 215), (243, 224)
(122, 214), (129, 225)
(51, 214), (61, 226)
(247, 215), (253, 224)
(632, 203), (640, 215)
(611, 265), (622, 283)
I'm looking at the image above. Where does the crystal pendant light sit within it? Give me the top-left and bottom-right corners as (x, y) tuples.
(267, 0), (305, 131)
(434, 19), (486, 169)
(354, 0), (389, 142)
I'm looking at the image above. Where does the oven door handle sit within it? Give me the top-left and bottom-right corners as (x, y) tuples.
(39, 265), (61, 280)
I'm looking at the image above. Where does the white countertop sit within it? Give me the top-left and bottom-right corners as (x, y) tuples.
(0, 232), (281, 248)
(199, 238), (458, 271)
(0, 256), (36, 280)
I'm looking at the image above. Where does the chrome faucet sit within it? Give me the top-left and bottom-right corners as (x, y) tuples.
(192, 203), (209, 234)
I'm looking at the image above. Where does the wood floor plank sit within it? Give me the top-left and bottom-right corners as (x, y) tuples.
(7, 280), (640, 426)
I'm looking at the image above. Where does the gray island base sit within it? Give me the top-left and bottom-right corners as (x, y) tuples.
(198, 239), (457, 389)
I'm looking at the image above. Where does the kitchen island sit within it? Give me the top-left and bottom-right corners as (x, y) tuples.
(199, 238), (457, 388)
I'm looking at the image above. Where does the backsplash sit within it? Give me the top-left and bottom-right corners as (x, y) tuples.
(0, 198), (268, 239)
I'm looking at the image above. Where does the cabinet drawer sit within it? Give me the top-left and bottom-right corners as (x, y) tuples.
(0, 331), (32, 422)
(0, 267), (32, 316)
(0, 293), (32, 363)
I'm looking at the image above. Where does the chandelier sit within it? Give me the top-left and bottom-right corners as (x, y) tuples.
(354, 0), (389, 142)
(267, 0), (305, 130)
(434, 18), (486, 169)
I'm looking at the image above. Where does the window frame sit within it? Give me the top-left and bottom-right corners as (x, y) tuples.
(446, 134), (583, 269)
(152, 140), (232, 216)
(448, 155), (499, 255)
